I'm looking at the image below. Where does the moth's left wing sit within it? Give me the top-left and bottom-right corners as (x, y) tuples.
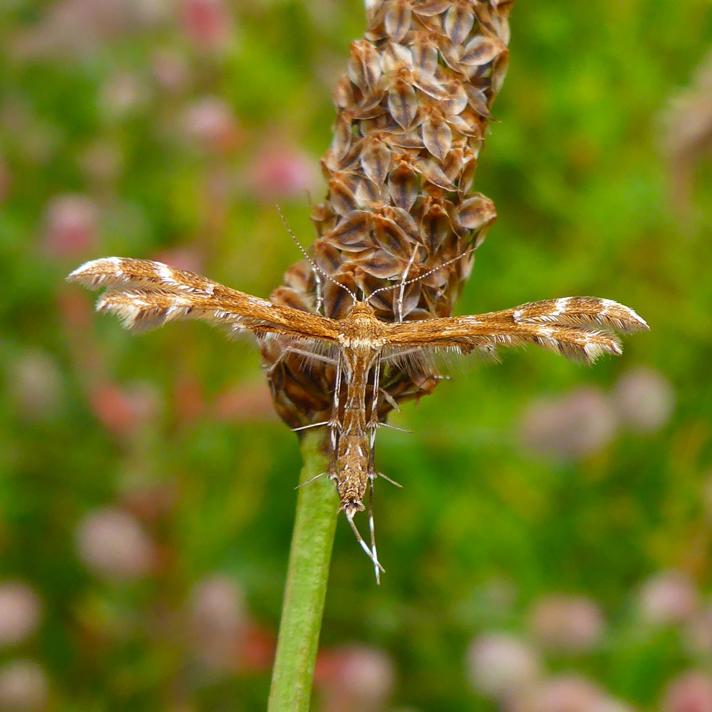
(385, 296), (648, 364)
(68, 257), (340, 344)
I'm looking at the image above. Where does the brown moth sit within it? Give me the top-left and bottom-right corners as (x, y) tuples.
(67, 255), (647, 579)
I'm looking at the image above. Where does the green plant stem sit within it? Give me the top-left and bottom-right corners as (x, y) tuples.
(268, 430), (338, 712)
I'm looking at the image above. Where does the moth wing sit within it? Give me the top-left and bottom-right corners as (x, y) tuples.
(68, 257), (340, 345)
(385, 297), (647, 366)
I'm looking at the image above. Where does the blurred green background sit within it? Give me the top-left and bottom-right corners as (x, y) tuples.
(1, 1), (711, 710)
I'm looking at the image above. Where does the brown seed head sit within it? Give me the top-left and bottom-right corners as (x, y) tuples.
(262, 0), (514, 427)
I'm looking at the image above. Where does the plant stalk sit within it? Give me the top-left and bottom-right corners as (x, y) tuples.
(268, 430), (338, 711)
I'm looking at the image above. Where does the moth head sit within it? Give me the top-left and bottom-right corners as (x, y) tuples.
(348, 301), (376, 318)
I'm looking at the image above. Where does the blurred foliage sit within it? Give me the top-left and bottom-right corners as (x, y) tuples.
(0, 0), (711, 710)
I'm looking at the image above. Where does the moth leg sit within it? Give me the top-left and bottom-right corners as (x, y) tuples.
(283, 346), (337, 366)
(292, 420), (330, 432)
(313, 269), (324, 315)
(377, 471), (403, 488)
(367, 476), (381, 584)
(381, 347), (422, 363)
(377, 422), (411, 434)
(345, 509), (385, 578)
(329, 354), (344, 456)
(295, 472), (327, 489)
(379, 388), (400, 413)
(368, 357), (382, 445)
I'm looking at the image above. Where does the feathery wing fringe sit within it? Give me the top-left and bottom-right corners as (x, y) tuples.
(506, 296), (648, 333)
(68, 257), (341, 343)
(386, 296), (648, 365)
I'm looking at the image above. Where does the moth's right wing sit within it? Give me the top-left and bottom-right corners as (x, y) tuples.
(385, 296), (648, 365)
(68, 257), (340, 345)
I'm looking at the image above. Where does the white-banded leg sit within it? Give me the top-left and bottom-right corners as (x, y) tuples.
(326, 355), (344, 479)
(265, 343), (335, 379)
(381, 347), (423, 363)
(297, 470), (340, 490)
(345, 509), (385, 578)
(367, 476), (381, 584)
(295, 471), (327, 489)
(397, 244), (421, 323)
(377, 471), (403, 488)
(330, 354), (343, 452)
(378, 422), (411, 434)
(292, 420), (330, 432)
(368, 357), (382, 448)
(379, 388), (400, 412)
(284, 347), (337, 366)
(313, 269), (324, 315)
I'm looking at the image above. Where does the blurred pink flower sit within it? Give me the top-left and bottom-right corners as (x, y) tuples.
(466, 633), (540, 699)
(180, 0), (234, 52)
(190, 574), (247, 671)
(0, 156), (9, 203)
(662, 671), (712, 712)
(518, 387), (616, 460)
(704, 472), (712, 524)
(638, 570), (699, 626)
(57, 289), (94, 332)
(596, 700), (634, 712)
(152, 50), (191, 93)
(0, 101), (58, 166)
(528, 594), (605, 653)
(239, 623), (276, 672)
(101, 72), (149, 117)
(182, 97), (241, 154)
(660, 52), (712, 221)
(684, 605), (712, 655)
(76, 507), (156, 579)
(173, 376), (207, 426)
(0, 660), (48, 711)
(0, 583), (42, 647)
(316, 645), (395, 712)
(213, 381), (276, 422)
(612, 367), (675, 433)
(245, 142), (318, 201)
(7, 350), (64, 422)
(508, 675), (623, 712)
(79, 141), (123, 186)
(10, 0), (141, 59)
(43, 194), (99, 260)
(121, 482), (176, 523)
(88, 381), (160, 438)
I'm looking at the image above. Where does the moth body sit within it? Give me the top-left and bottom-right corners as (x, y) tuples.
(332, 337), (381, 518)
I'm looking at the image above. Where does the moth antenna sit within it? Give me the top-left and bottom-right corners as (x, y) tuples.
(397, 244), (422, 323)
(367, 478), (381, 584)
(346, 510), (385, 575)
(367, 246), (476, 304)
(275, 204), (357, 306)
